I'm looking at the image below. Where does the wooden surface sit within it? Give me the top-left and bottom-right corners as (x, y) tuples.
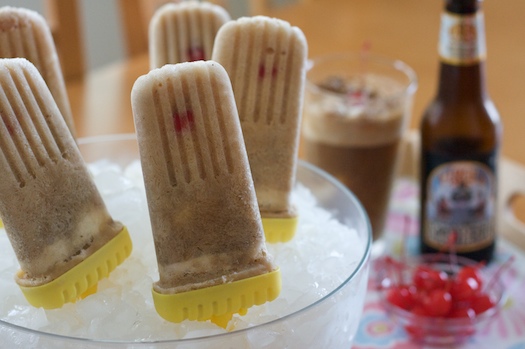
(67, 0), (525, 166)
(46, 0), (85, 79)
(65, 0), (525, 247)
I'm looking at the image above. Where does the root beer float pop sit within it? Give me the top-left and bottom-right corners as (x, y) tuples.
(0, 58), (132, 309)
(212, 16), (308, 242)
(0, 7), (76, 138)
(149, 0), (230, 69)
(131, 60), (281, 326)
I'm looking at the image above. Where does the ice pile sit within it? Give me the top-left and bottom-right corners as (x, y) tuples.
(0, 158), (368, 348)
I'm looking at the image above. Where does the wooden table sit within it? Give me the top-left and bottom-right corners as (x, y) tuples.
(68, 0), (525, 165)
(65, 0), (525, 249)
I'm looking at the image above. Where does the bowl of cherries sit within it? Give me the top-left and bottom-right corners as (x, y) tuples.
(376, 253), (509, 346)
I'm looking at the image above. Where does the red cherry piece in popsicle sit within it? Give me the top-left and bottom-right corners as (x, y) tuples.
(173, 110), (194, 133)
(258, 64), (277, 79)
(187, 46), (205, 61)
(1, 114), (17, 135)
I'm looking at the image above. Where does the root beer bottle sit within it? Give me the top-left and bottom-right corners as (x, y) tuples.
(420, 0), (502, 262)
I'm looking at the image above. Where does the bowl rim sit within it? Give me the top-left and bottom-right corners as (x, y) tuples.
(0, 133), (372, 345)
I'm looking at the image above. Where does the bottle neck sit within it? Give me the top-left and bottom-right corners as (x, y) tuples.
(437, 61), (487, 102)
(445, 0), (480, 14)
(436, 1), (487, 102)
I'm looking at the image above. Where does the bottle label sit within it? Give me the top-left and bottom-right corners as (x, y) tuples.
(439, 12), (486, 65)
(423, 161), (496, 252)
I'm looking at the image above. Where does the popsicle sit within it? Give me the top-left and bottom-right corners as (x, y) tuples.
(149, 0), (230, 69)
(0, 58), (131, 309)
(212, 16), (308, 243)
(131, 60), (280, 326)
(0, 7), (76, 138)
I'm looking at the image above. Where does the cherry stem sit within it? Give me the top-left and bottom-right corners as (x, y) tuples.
(350, 40), (372, 105)
(359, 39), (371, 75)
(447, 230), (458, 268)
(399, 214), (411, 284)
(383, 256), (401, 287)
(484, 255), (515, 292)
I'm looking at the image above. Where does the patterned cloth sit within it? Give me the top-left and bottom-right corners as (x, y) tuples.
(354, 179), (525, 349)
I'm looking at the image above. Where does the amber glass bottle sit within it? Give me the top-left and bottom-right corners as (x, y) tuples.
(420, 0), (502, 262)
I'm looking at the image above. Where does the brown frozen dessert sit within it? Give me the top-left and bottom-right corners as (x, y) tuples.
(212, 16), (308, 219)
(0, 58), (122, 287)
(149, 0), (230, 69)
(131, 60), (276, 294)
(0, 7), (76, 138)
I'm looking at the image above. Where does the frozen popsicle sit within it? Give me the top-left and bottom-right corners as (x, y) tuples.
(149, 0), (230, 69)
(0, 7), (76, 138)
(212, 16), (308, 243)
(132, 60), (280, 326)
(0, 58), (131, 309)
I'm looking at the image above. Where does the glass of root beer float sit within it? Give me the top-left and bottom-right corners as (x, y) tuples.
(301, 52), (418, 248)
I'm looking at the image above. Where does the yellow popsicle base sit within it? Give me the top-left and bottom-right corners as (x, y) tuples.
(262, 216), (298, 243)
(18, 226), (132, 309)
(152, 268), (281, 328)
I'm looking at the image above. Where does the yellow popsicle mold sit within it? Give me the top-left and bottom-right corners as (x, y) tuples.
(262, 216), (298, 243)
(152, 268), (281, 327)
(18, 226), (132, 309)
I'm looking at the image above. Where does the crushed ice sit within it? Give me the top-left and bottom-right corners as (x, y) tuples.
(0, 159), (364, 342)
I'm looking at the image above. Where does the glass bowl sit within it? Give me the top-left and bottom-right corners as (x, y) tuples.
(376, 253), (506, 346)
(0, 133), (372, 348)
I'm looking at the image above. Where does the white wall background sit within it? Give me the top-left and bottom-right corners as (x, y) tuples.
(0, 0), (125, 70)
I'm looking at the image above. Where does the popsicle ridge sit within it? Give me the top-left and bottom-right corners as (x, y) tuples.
(0, 9), (40, 62)
(0, 7), (76, 138)
(0, 58), (125, 289)
(132, 60), (277, 294)
(149, 1), (230, 68)
(148, 64), (239, 188)
(216, 17), (306, 127)
(212, 16), (308, 222)
(0, 61), (67, 185)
